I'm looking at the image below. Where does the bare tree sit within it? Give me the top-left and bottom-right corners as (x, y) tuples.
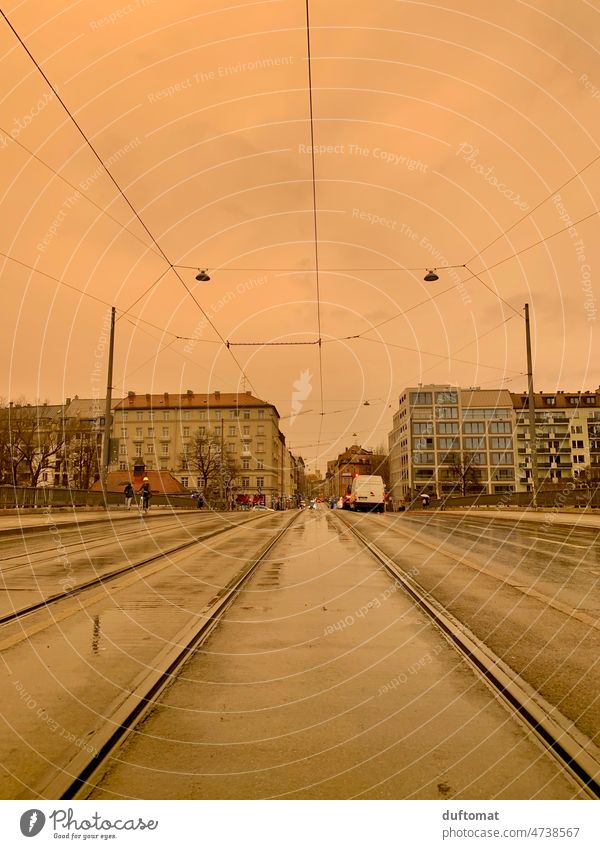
(445, 452), (482, 496)
(9, 405), (72, 487)
(182, 431), (222, 496)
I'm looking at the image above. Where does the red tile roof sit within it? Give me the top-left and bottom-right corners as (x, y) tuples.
(114, 391), (277, 415)
(90, 470), (188, 494)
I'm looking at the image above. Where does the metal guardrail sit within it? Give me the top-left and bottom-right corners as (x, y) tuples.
(405, 489), (600, 511)
(0, 485), (199, 510)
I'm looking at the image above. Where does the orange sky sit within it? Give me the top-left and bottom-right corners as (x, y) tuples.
(1, 0), (599, 471)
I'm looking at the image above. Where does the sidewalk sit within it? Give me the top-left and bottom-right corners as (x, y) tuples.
(443, 507), (600, 530)
(0, 507), (193, 534)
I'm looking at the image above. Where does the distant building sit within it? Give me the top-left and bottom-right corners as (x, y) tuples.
(388, 385), (516, 502)
(110, 390), (285, 504)
(324, 444), (388, 499)
(510, 388), (600, 491)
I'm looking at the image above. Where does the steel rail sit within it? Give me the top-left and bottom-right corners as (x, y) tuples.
(335, 512), (600, 799)
(0, 512), (273, 627)
(41, 509), (300, 800)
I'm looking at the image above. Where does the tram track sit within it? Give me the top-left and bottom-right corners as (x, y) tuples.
(39, 509), (300, 800)
(0, 512), (274, 628)
(334, 512), (600, 799)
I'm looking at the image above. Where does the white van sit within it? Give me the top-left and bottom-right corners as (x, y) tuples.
(350, 475), (386, 513)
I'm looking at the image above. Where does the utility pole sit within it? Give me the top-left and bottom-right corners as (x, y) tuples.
(100, 307), (116, 508)
(524, 303), (538, 508)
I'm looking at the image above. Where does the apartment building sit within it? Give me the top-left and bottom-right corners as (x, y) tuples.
(388, 385), (516, 502)
(511, 389), (600, 490)
(110, 390), (285, 502)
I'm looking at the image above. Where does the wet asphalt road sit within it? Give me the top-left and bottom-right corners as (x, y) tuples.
(85, 509), (585, 800)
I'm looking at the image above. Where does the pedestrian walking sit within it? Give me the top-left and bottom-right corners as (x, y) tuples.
(420, 492), (430, 509)
(138, 477), (152, 513)
(123, 482), (134, 510)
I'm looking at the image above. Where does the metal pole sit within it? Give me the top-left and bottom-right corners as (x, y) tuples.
(524, 303), (538, 508)
(100, 307), (116, 508)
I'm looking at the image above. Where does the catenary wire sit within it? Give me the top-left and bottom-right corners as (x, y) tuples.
(0, 9), (256, 394)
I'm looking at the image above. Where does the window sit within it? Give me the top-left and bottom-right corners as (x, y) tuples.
(438, 422), (459, 434)
(242, 458), (250, 470)
(148, 427), (155, 437)
(121, 411), (128, 421)
(411, 392), (433, 405)
(199, 411), (207, 420)
(436, 391), (458, 404)
(146, 444), (153, 453)
(183, 410), (191, 420)
(257, 460), (264, 469)
(258, 409), (265, 419)
(243, 410), (250, 419)
(413, 408), (432, 420)
(436, 407), (458, 419)
(256, 477), (264, 489)
(134, 441), (142, 452)
(214, 426), (222, 436)
(228, 442), (235, 452)
(413, 423), (432, 434)
(464, 422), (484, 433)
(136, 427), (142, 437)
(571, 425), (583, 434)
(469, 453), (487, 465)
(162, 427), (169, 438)
(491, 452), (513, 465)
(494, 469), (514, 480)
(574, 455), (585, 463)
(119, 443), (127, 455)
(544, 397), (556, 406)
(120, 428), (127, 437)
(257, 425), (265, 435)
(243, 425), (250, 436)
(490, 421), (512, 433)
(414, 452), (435, 464)
(183, 427), (190, 437)
(163, 411), (170, 420)
(228, 426), (236, 436)
(230, 409), (239, 419)
(568, 397), (579, 406)
(464, 437), (484, 450)
(119, 462), (127, 471)
(196, 478), (203, 489)
(257, 442), (265, 453)
(214, 410), (222, 420)
(438, 437), (459, 450)
(491, 437), (512, 449)
(241, 477), (250, 488)
(136, 412), (143, 421)
(572, 440), (584, 448)
(148, 411), (154, 421)
(161, 443), (169, 456)
(415, 437), (434, 449)
(199, 427), (206, 436)
(585, 396), (596, 404)
(181, 477), (188, 488)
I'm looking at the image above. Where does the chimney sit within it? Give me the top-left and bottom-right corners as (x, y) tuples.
(214, 391), (221, 400)
(145, 393), (151, 404)
(186, 389), (193, 397)
(127, 391), (136, 405)
(246, 391), (252, 396)
(163, 392), (169, 404)
(66, 397), (71, 406)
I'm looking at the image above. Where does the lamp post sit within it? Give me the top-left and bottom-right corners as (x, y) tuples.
(524, 303), (539, 508)
(100, 306), (116, 508)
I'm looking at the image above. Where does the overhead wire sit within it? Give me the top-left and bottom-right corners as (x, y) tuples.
(0, 122), (164, 261)
(0, 9), (256, 394)
(465, 150), (600, 264)
(304, 0), (326, 462)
